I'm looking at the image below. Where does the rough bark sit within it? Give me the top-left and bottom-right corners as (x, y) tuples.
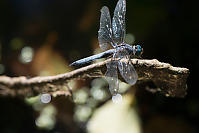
(0, 59), (189, 98)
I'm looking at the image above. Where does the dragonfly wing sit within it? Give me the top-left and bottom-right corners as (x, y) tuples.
(98, 6), (113, 50)
(105, 58), (119, 96)
(112, 0), (126, 44)
(116, 48), (138, 85)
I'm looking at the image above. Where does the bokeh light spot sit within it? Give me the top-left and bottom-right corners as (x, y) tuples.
(19, 46), (34, 63)
(40, 93), (51, 104)
(74, 88), (89, 104)
(35, 105), (56, 130)
(74, 105), (92, 122)
(112, 94), (123, 104)
(91, 87), (107, 101)
(125, 33), (135, 44)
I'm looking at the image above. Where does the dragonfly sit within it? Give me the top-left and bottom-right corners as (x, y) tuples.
(70, 0), (143, 97)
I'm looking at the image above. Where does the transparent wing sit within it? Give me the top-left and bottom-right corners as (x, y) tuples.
(105, 57), (119, 96)
(98, 6), (113, 50)
(116, 47), (138, 85)
(112, 0), (126, 44)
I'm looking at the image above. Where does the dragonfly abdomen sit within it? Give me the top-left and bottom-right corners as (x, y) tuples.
(70, 49), (115, 66)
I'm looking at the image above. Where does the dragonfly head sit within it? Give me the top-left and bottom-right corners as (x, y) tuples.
(135, 45), (143, 56)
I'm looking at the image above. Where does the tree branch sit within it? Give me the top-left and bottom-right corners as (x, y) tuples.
(0, 59), (189, 98)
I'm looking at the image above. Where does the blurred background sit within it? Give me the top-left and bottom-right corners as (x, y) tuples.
(0, 0), (198, 133)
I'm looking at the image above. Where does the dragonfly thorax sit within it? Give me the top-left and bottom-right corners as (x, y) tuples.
(115, 43), (143, 57)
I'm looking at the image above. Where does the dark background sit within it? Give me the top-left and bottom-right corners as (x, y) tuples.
(0, 0), (198, 133)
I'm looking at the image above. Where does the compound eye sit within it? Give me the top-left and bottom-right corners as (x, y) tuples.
(136, 45), (141, 49)
(135, 45), (143, 56)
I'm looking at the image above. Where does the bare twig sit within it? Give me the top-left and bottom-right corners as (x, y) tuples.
(0, 59), (189, 98)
